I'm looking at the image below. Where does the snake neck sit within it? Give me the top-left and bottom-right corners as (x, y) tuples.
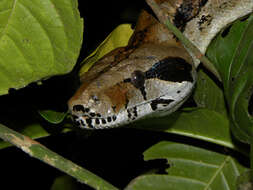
(129, 0), (253, 67)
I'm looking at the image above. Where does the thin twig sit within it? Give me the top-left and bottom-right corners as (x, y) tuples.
(146, 0), (221, 81)
(0, 123), (119, 190)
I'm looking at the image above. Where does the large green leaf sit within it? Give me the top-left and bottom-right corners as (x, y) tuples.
(0, 0), (83, 95)
(132, 108), (240, 152)
(206, 14), (253, 143)
(125, 141), (248, 190)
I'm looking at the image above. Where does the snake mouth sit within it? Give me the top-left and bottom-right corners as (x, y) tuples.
(71, 104), (118, 129)
(72, 114), (118, 129)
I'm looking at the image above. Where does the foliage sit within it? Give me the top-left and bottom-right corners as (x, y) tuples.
(0, 1), (252, 190)
(207, 15), (253, 144)
(0, 0), (83, 95)
(126, 141), (247, 190)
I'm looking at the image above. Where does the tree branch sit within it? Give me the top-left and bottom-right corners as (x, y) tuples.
(0, 123), (119, 190)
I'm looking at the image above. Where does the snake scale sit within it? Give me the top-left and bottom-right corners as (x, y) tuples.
(68, 0), (253, 129)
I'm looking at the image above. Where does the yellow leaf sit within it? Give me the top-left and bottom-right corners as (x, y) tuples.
(79, 24), (133, 75)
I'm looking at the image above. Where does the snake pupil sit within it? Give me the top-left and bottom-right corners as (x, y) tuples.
(131, 70), (146, 89)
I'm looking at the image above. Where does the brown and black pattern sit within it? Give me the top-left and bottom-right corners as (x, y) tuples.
(173, 0), (208, 31)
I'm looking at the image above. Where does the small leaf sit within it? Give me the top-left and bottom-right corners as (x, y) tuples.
(79, 24), (133, 75)
(0, 110), (69, 149)
(206, 14), (253, 143)
(51, 175), (79, 190)
(193, 69), (227, 117)
(0, 0), (83, 95)
(125, 141), (248, 190)
(38, 110), (67, 124)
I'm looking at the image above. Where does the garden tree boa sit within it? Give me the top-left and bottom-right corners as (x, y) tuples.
(68, 0), (253, 129)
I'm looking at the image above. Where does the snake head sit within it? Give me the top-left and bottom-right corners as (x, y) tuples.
(68, 44), (196, 129)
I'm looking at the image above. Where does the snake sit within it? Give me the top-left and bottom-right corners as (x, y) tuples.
(68, 0), (253, 129)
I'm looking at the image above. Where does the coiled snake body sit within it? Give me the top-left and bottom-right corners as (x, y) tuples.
(68, 0), (253, 129)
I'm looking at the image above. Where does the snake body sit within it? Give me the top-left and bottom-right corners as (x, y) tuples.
(68, 0), (253, 129)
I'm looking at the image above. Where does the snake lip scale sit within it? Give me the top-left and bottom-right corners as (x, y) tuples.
(68, 0), (253, 129)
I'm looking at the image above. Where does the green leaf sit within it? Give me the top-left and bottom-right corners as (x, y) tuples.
(193, 69), (227, 117)
(38, 110), (67, 124)
(206, 14), (253, 143)
(0, 0), (83, 95)
(125, 141), (248, 190)
(133, 108), (239, 152)
(79, 24), (133, 75)
(0, 110), (70, 149)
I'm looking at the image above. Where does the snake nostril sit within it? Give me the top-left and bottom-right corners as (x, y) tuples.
(91, 95), (100, 104)
(72, 105), (90, 113)
(73, 105), (85, 112)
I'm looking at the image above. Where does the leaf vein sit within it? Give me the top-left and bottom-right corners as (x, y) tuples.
(0, 0), (17, 39)
(167, 175), (207, 186)
(169, 158), (219, 168)
(204, 156), (230, 190)
(18, 1), (55, 69)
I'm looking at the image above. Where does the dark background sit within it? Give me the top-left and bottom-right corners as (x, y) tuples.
(0, 1), (249, 189)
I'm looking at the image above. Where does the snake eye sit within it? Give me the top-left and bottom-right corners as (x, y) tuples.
(131, 70), (146, 89)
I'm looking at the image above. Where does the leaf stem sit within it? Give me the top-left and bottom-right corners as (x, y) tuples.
(145, 0), (221, 81)
(0, 123), (119, 190)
